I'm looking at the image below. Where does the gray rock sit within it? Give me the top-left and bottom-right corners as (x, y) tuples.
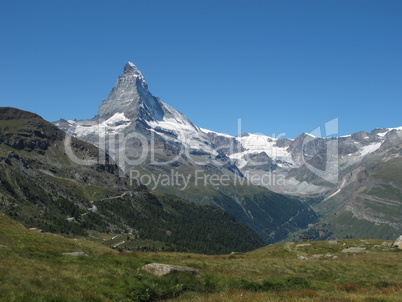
(62, 252), (88, 257)
(295, 244), (311, 247)
(393, 235), (402, 249)
(341, 247), (366, 253)
(328, 240), (339, 244)
(142, 263), (200, 277)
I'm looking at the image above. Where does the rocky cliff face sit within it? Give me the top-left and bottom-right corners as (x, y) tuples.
(309, 129), (402, 240)
(98, 62), (164, 121)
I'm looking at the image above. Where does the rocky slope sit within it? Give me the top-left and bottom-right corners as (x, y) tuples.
(307, 129), (402, 240)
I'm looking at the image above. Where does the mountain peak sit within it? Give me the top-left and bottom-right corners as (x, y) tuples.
(96, 61), (160, 120)
(123, 61), (143, 77)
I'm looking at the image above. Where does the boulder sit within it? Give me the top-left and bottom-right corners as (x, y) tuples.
(62, 252), (88, 257)
(341, 247), (366, 253)
(142, 263), (200, 277)
(393, 235), (402, 249)
(229, 252), (244, 255)
(295, 244), (311, 247)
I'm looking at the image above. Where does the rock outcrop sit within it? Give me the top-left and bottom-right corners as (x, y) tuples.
(142, 263), (200, 277)
(341, 247), (366, 253)
(62, 252), (88, 257)
(393, 235), (402, 249)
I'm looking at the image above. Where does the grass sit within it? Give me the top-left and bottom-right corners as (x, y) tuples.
(367, 184), (402, 202)
(1, 213), (402, 301)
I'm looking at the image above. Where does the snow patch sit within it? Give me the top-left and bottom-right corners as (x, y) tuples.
(229, 133), (294, 169)
(147, 117), (217, 155)
(200, 128), (234, 138)
(305, 132), (317, 138)
(325, 178), (347, 200)
(73, 112), (131, 137)
(376, 127), (402, 138)
(360, 142), (382, 157)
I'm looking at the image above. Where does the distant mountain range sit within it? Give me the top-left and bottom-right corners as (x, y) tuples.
(55, 62), (402, 240)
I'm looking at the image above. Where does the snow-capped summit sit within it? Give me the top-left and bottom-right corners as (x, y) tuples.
(56, 62), (216, 160)
(123, 61), (143, 77)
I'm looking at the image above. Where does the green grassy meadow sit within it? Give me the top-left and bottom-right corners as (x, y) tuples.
(1, 213), (401, 301)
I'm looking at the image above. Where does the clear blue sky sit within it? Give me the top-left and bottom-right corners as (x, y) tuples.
(1, 0), (401, 138)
